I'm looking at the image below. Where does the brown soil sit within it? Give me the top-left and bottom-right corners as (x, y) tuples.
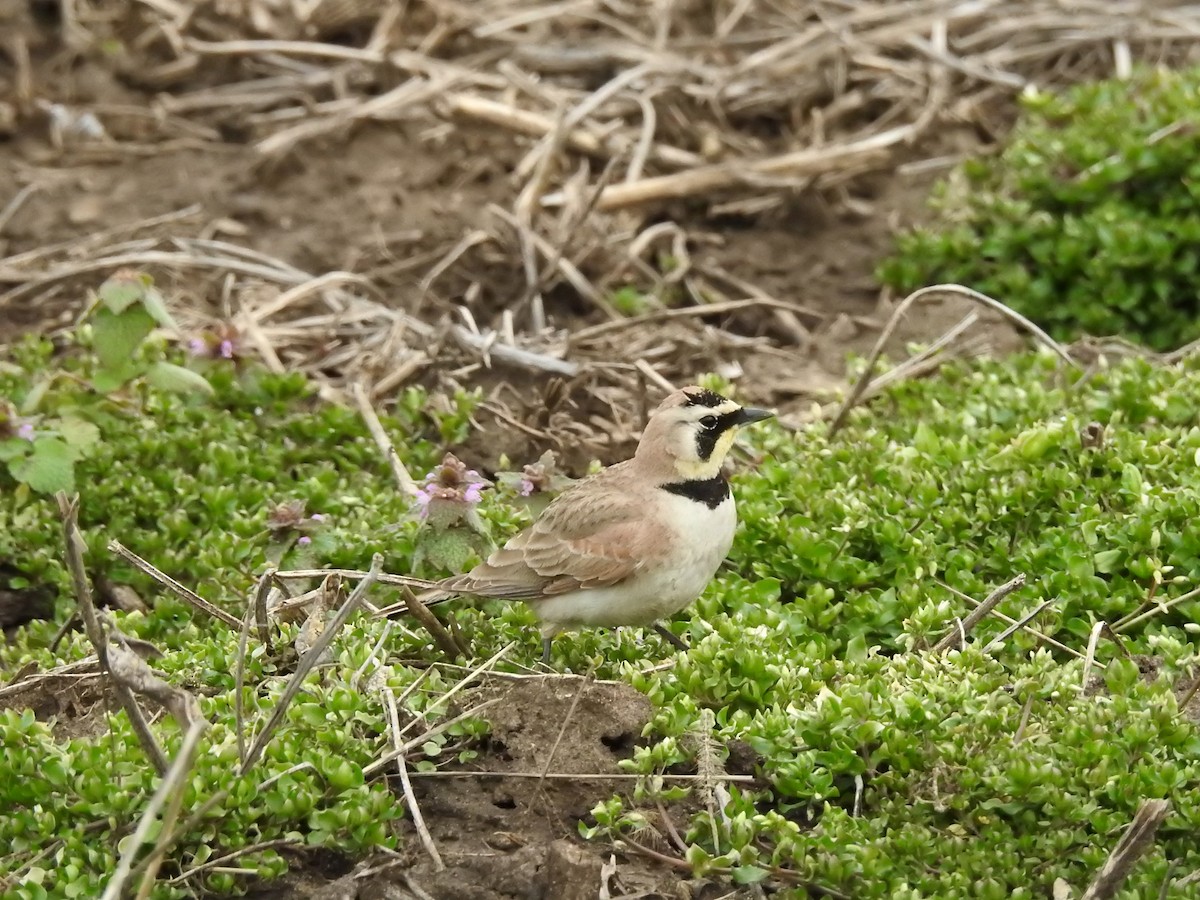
(238, 677), (744, 900)
(0, 662), (112, 740)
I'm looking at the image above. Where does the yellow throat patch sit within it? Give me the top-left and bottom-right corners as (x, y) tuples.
(674, 427), (737, 480)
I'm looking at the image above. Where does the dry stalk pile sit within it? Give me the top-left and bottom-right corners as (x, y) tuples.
(3, 0), (1200, 444)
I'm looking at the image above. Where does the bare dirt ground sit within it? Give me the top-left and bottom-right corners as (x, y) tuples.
(5, 2), (1199, 897)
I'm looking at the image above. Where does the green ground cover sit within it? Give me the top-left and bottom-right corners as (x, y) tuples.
(3, 302), (1200, 895)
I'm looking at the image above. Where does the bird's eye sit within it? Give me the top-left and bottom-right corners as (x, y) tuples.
(700, 415), (719, 430)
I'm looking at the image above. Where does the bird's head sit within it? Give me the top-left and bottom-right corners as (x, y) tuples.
(637, 386), (774, 480)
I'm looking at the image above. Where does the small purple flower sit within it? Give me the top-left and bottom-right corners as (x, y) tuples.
(297, 535), (312, 545)
(185, 324), (241, 361)
(267, 499), (325, 536)
(16, 422), (35, 442)
(518, 478), (535, 497)
(413, 453), (490, 525)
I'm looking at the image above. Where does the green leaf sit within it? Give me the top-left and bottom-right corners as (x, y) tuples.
(91, 363), (139, 394)
(0, 438), (30, 462)
(57, 417), (101, 454)
(731, 865), (770, 885)
(9, 437), (75, 493)
(845, 632), (869, 663)
(750, 577), (781, 606)
(96, 271), (152, 314)
(91, 307), (155, 376)
(18, 377), (52, 414)
(145, 361), (215, 397)
(913, 422), (939, 453)
(139, 284), (179, 331)
(1093, 548), (1123, 575)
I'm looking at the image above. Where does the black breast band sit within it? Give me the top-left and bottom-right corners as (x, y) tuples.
(661, 476), (730, 509)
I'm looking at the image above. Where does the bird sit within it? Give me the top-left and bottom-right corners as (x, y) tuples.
(404, 385), (772, 662)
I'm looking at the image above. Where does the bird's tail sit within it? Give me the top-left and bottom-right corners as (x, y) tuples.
(417, 588), (454, 607)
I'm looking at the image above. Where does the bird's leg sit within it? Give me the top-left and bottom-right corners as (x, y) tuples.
(653, 623), (689, 652)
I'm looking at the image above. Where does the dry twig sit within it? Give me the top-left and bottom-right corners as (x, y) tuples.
(382, 685), (445, 871)
(830, 285), (1077, 437)
(1080, 799), (1171, 900)
(108, 540), (242, 630)
(241, 558), (383, 773)
(401, 587), (469, 660)
(932, 574), (1027, 652)
(59, 495), (168, 775)
(101, 717), (207, 900)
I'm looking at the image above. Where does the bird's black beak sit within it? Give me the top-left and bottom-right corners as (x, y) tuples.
(733, 407), (774, 426)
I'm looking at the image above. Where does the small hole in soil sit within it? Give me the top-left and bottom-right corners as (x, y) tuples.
(492, 794), (517, 810)
(600, 732), (635, 752)
(484, 738), (513, 761)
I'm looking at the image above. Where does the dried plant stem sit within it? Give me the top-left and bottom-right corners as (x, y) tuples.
(451, 325), (582, 375)
(932, 574), (1026, 652)
(405, 771), (756, 782)
(234, 602), (254, 767)
(184, 37), (386, 65)
(252, 569), (275, 647)
(862, 311), (980, 398)
(241, 560), (382, 774)
(352, 381), (419, 497)
(366, 698), (503, 778)
(273, 567), (435, 590)
(538, 667), (596, 786)
(126, 788), (232, 887)
(1113, 584), (1200, 633)
(384, 686), (445, 871)
(440, 94), (701, 170)
(402, 588), (468, 659)
(935, 579), (1098, 665)
(984, 598), (1059, 653)
(133, 719), (208, 898)
(830, 284), (1077, 437)
(108, 540), (242, 629)
(554, 123), (915, 211)
(488, 205), (618, 319)
(1081, 621), (1107, 689)
(166, 838), (302, 886)
(101, 717), (207, 900)
(59, 495), (168, 775)
(1176, 672), (1200, 718)
(570, 296), (824, 343)
(1080, 799), (1171, 900)
(365, 642), (515, 777)
(0, 184), (38, 236)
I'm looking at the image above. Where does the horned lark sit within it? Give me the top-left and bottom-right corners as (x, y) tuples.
(398, 386), (773, 661)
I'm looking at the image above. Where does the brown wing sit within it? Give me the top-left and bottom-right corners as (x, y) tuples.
(436, 464), (665, 601)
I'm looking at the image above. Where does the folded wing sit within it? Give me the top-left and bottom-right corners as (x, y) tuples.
(436, 469), (665, 601)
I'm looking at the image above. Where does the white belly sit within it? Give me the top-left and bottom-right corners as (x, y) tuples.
(533, 494), (736, 629)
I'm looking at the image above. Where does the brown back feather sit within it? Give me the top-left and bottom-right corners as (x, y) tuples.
(435, 461), (671, 601)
